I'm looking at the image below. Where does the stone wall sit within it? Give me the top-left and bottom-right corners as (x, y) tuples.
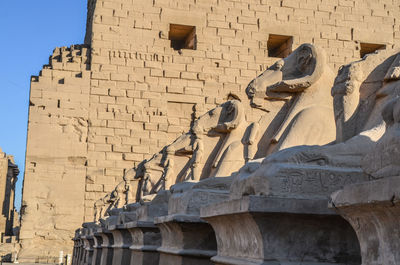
(20, 0), (400, 261)
(0, 148), (19, 261)
(84, 0), (400, 221)
(19, 46), (91, 262)
(0, 150), (11, 236)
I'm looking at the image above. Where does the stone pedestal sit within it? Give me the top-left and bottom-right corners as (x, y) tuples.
(92, 232), (104, 265)
(331, 176), (400, 265)
(201, 195), (361, 265)
(123, 221), (161, 265)
(92, 191), (168, 265)
(155, 214), (217, 265)
(73, 227), (95, 265)
(72, 233), (83, 265)
(154, 178), (231, 265)
(108, 224), (132, 265)
(94, 228), (114, 265)
(81, 230), (95, 265)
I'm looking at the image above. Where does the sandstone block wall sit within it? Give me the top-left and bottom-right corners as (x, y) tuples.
(19, 46), (91, 262)
(0, 148), (19, 261)
(20, 0), (400, 261)
(83, 0), (400, 220)
(0, 149), (18, 239)
(0, 151), (11, 237)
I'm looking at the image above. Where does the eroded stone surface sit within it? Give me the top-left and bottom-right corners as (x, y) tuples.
(201, 196), (360, 265)
(230, 49), (400, 200)
(0, 149), (19, 262)
(331, 176), (400, 265)
(330, 97), (400, 265)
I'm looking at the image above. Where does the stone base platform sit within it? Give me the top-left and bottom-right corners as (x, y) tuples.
(331, 176), (400, 265)
(155, 214), (217, 265)
(201, 195), (361, 265)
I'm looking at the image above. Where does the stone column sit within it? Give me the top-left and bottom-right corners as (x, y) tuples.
(201, 195), (361, 265)
(331, 176), (400, 265)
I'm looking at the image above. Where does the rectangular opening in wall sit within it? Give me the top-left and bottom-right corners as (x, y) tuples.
(169, 24), (196, 50)
(360, 43), (386, 58)
(267, 34), (293, 58)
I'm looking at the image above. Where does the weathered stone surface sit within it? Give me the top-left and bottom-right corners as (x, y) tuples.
(91, 230), (103, 265)
(153, 178), (232, 265)
(20, 45), (90, 262)
(230, 49), (400, 200)
(331, 176), (400, 265)
(201, 196), (360, 265)
(94, 228), (114, 265)
(246, 43), (336, 154)
(329, 97), (400, 265)
(0, 149), (19, 262)
(120, 191), (169, 265)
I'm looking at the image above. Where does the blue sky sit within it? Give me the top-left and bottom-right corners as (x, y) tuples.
(0, 1), (87, 210)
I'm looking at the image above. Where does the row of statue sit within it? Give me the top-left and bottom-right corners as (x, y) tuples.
(94, 43), (400, 222)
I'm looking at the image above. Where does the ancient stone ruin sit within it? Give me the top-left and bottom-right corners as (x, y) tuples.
(16, 0), (400, 264)
(0, 148), (19, 261)
(71, 46), (400, 265)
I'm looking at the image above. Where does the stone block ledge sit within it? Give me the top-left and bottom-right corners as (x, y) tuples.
(154, 214), (206, 224)
(200, 195), (337, 218)
(211, 255), (354, 265)
(119, 220), (156, 229)
(157, 247), (216, 258)
(330, 175), (400, 208)
(129, 245), (158, 252)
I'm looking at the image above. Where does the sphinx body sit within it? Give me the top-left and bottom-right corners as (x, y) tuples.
(93, 100), (253, 221)
(247, 43), (336, 156)
(328, 96), (400, 265)
(93, 168), (138, 222)
(361, 95), (400, 179)
(231, 49), (400, 199)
